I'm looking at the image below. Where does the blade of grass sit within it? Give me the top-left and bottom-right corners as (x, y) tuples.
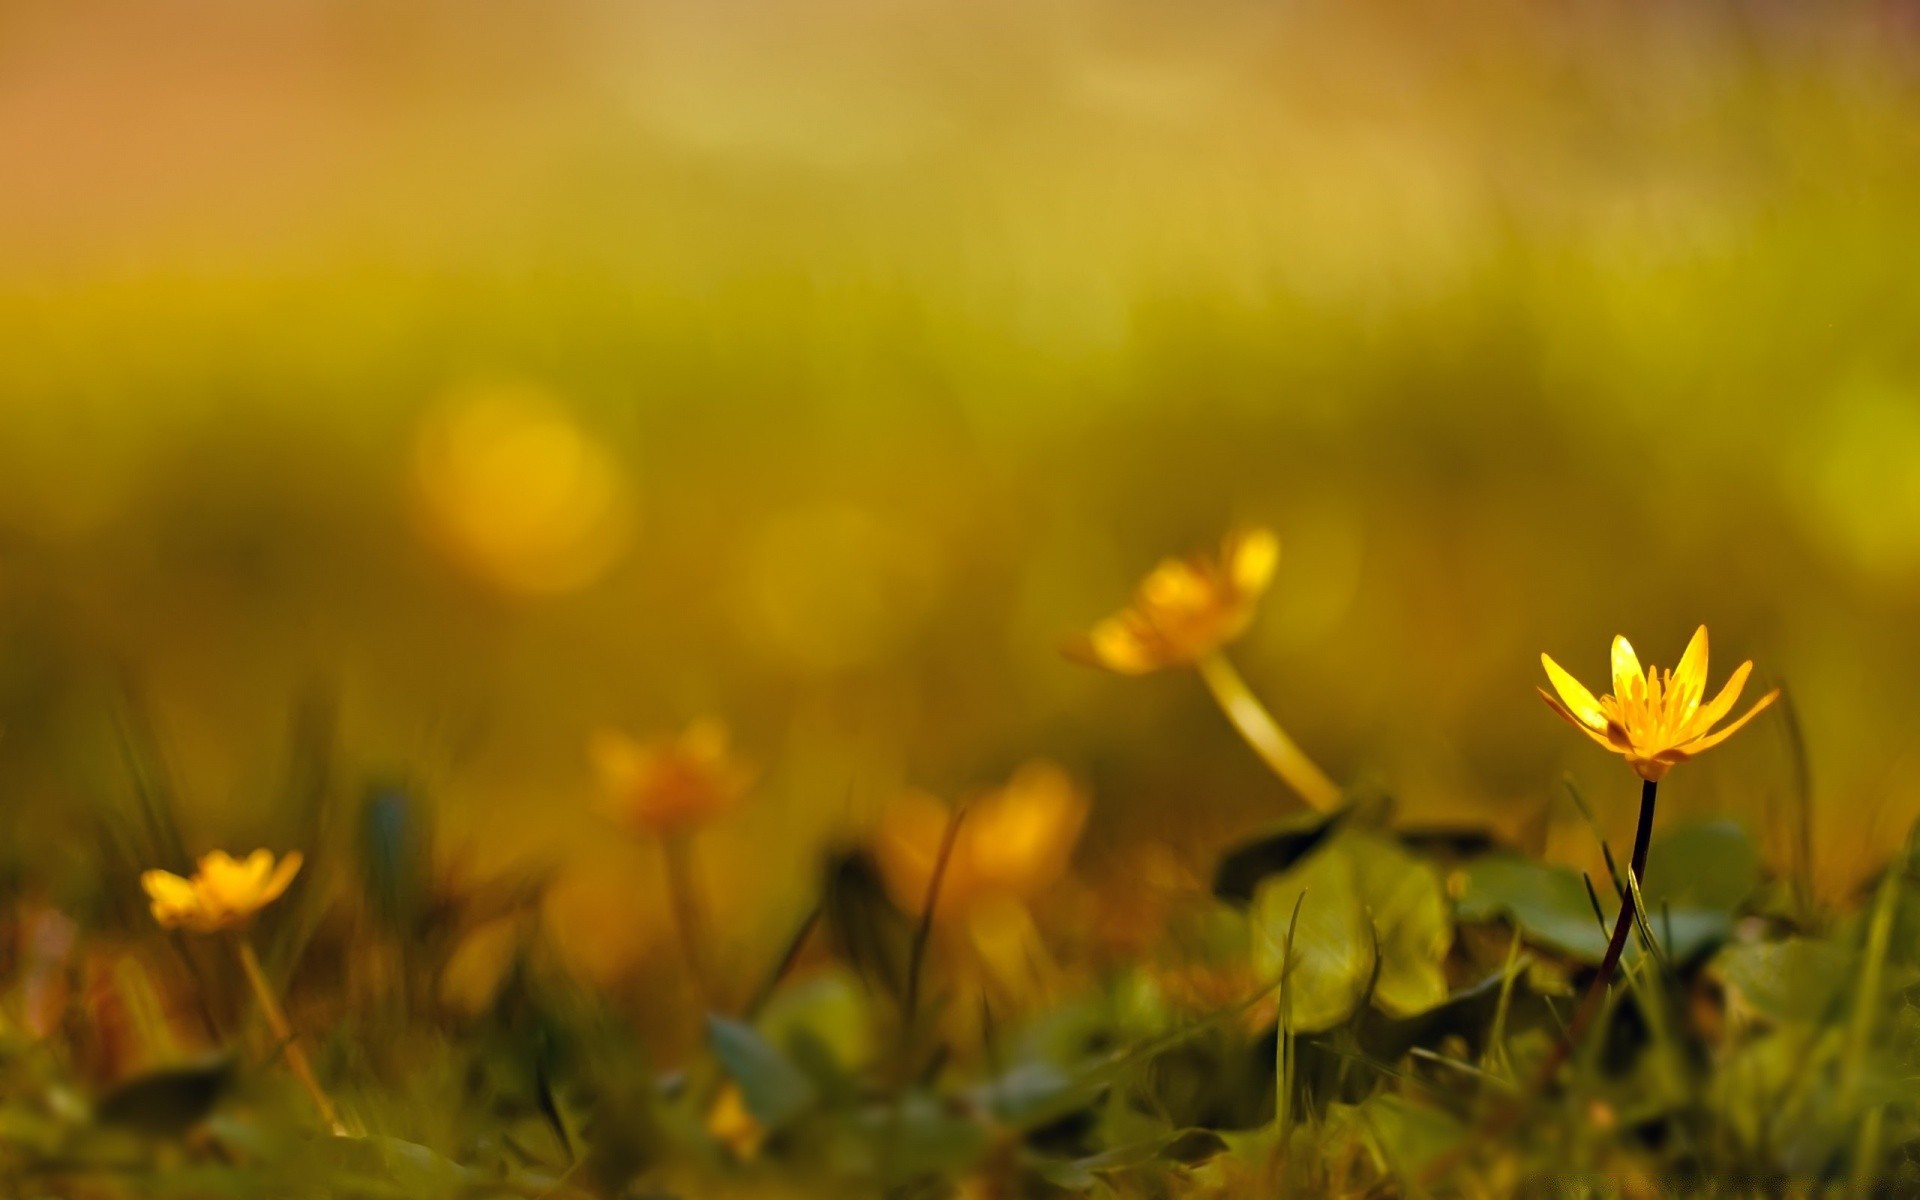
(1273, 889), (1306, 1195)
(1839, 859), (1900, 1111)
(741, 902), (821, 1020)
(1479, 929), (1527, 1089)
(1774, 685), (1816, 926)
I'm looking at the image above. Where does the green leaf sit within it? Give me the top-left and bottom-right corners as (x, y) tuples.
(1716, 937), (1854, 1023)
(706, 1015), (819, 1131)
(1213, 807), (1347, 906)
(1250, 832), (1450, 1032)
(1644, 819), (1760, 912)
(1453, 855), (1738, 965)
(1351, 835), (1453, 1018)
(970, 1060), (1088, 1128)
(93, 1054), (237, 1139)
(848, 1092), (990, 1183)
(1326, 1093), (1464, 1175)
(1455, 855), (1608, 961)
(756, 967), (874, 1076)
(314, 1134), (475, 1195)
(1029, 1128), (1228, 1189)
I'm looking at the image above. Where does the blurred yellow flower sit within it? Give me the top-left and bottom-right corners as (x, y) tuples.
(876, 761), (1088, 920)
(141, 850), (304, 934)
(1072, 527), (1279, 674)
(412, 382), (633, 596)
(1539, 626), (1779, 782)
(590, 719), (754, 837)
(705, 1083), (766, 1160)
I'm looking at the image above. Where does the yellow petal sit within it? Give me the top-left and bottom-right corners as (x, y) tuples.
(874, 789), (975, 916)
(257, 852), (303, 907)
(680, 720), (730, 764)
(203, 850), (272, 910)
(1227, 528), (1279, 596)
(589, 727), (646, 789)
(1671, 626), (1709, 716)
(1086, 616), (1163, 675)
(1538, 689), (1620, 750)
(140, 870), (195, 906)
(1140, 559), (1207, 609)
(1540, 654), (1607, 729)
(969, 762), (1087, 897)
(240, 849), (275, 889)
(1686, 660), (1753, 739)
(1674, 687), (1779, 758)
(196, 849), (240, 878)
(1610, 635), (1643, 701)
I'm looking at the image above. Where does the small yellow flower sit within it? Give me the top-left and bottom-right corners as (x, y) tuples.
(876, 761), (1089, 919)
(141, 850), (304, 934)
(1071, 528), (1280, 674)
(1539, 625), (1779, 782)
(705, 1083), (766, 1160)
(589, 719), (753, 836)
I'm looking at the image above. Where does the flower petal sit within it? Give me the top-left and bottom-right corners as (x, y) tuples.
(1140, 558), (1205, 609)
(1227, 528), (1280, 597)
(1672, 626), (1709, 717)
(202, 850), (271, 911)
(258, 852), (303, 907)
(1086, 615), (1165, 675)
(1540, 654), (1607, 729)
(1674, 687), (1779, 758)
(140, 870), (195, 905)
(680, 720), (730, 764)
(1611, 635), (1643, 702)
(1686, 659), (1753, 739)
(1539, 689), (1619, 750)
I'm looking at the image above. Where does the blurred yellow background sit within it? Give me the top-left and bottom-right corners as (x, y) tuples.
(3, 0), (1918, 984)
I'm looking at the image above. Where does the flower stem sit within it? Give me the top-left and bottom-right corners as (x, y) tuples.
(661, 832), (713, 1007)
(1406, 777), (1660, 1191)
(1196, 651), (1340, 811)
(1543, 776), (1659, 1082)
(233, 938), (344, 1135)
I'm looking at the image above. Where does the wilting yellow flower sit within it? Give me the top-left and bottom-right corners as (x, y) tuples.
(590, 719), (754, 836)
(1539, 626), (1779, 782)
(141, 850), (304, 933)
(1071, 528), (1280, 674)
(876, 761), (1089, 919)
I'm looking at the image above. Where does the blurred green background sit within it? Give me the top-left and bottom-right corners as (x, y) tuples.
(3, 0), (1918, 983)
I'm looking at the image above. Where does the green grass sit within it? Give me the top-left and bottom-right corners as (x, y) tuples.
(1, 690), (1915, 1200)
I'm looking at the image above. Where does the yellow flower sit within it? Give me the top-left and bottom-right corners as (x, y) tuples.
(589, 719), (753, 836)
(141, 850), (304, 934)
(1539, 625), (1779, 782)
(876, 761), (1089, 919)
(412, 383), (633, 597)
(705, 1083), (766, 1160)
(1071, 528), (1280, 674)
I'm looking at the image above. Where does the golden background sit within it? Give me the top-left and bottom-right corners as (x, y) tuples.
(3, 0), (1917, 985)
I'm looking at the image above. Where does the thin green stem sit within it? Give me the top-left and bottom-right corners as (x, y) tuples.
(1196, 651), (1340, 811)
(1399, 776), (1660, 1196)
(1546, 776), (1659, 1079)
(1479, 928), (1526, 1091)
(1840, 859), (1900, 1108)
(1268, 890), (1306, 1198)
(661, 833), (713, 1008)
(234, 938), (344, 1135)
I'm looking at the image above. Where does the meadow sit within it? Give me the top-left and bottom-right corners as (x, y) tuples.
(3, 1), (1920, 1195)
